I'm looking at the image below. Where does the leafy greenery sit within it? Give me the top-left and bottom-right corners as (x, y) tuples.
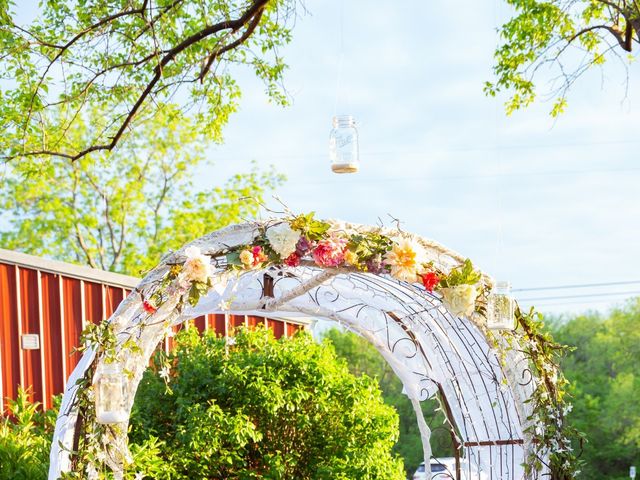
(439, 258), (482, 288)
(0, 389), (56, 480)
(322, 328), (456, 476)
(289, 212), (331, 242)
(129, 326), (406, 479)
(0, 107), (284, 276)
(550, 299), (640, 479)
(506, 307), (584, 479)
(0, 387), (178, 480)
(346, 232), (394, 270)
(0, 0), (293, 165)
(487, 0), (640, 115)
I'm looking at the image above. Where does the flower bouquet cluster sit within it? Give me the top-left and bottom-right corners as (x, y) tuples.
(142, 213), (486, 318)
(224, 213), (485, 318)
(144, 246), (214, 313)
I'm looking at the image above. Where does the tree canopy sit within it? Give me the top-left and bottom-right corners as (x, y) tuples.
(488, 0), (640, 115)
(0, 106), (284, 275)
(550, 299), (640, 479)
(0, 0), (292, 165)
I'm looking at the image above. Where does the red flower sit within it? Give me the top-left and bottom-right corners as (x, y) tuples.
(252, 245), (268, 265)
(143, 300), (157, 314)
(284, 252), (301, 267)
(420, 272), (440, 292)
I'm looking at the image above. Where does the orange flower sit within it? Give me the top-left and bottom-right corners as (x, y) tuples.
(385, 239), (424, 282)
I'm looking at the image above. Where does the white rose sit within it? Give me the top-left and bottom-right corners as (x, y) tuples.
(441, 284), (478, 318)
(179, 246), (212, 286)
(266, 222), (301, 259)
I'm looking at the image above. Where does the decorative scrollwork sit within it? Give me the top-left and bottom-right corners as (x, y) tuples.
(49, 220), (547, 480)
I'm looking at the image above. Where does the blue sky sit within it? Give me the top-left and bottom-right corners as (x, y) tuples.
(9, 1), (639, 316)
(201, 1), (640, 316)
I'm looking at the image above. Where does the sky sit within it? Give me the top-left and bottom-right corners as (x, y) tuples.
(197, 1), (640, 317)
(9, 1), (640, 317)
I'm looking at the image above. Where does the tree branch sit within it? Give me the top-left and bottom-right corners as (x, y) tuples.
(624, 15), (634, 50)
(21, 1), (152, 143)
(198, 6), (265, 82)
(70, 171), (98, 268)
(6, 0), (272, 163)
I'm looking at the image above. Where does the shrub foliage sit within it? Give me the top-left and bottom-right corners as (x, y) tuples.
(129, 326), (405, 479)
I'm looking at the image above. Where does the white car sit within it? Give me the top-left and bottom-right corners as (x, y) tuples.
(412, 458), (488, 480)
(412, 457), (456, 480)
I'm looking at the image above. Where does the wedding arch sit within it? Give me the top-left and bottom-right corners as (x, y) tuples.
(48, 214), (579, 479)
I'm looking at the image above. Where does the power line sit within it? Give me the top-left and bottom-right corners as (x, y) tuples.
(513, 280), (640, 292)
(519, 298), (629, 308)
(210, 138), (640, 162)
(281, 166), (640, 187)
(517, 290), (640, 302)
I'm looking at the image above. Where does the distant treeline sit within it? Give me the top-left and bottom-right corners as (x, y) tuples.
(325, 299), (640, 479)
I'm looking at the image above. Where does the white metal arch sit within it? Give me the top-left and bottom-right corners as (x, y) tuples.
(49, 221), (536, 479)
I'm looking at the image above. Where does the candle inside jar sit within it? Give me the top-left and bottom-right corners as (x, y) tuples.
(329, 115), (360, 174)
(95, 363), (128, 424)
(331, 163), (359, 174)
(487, 281), (515, 330)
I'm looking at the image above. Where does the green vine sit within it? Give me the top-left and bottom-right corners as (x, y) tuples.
(56, 214), (582, 479)
(62, 321), (145, 478)
(505, 307), (585, 479)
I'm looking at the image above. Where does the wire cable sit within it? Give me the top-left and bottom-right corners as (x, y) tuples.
(513, 280), (640, 292)
(517, 290), (640, 302)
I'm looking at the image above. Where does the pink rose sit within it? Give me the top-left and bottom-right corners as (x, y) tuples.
(251, 246), (268, 266)
(312, 236), (347, 267)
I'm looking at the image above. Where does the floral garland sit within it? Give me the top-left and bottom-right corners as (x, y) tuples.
(66, 213), (582, 480)
(143, 212), (487, 318)
(509, 307), (584, 478)
(138, 212), (583, 478)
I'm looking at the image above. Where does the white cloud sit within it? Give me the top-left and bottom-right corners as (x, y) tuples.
(196, 0), (640, 315)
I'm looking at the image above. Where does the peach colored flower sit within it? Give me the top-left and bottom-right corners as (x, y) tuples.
(179, 246), (211, 286)
(239, 246), (268, 269)
(239, 249), (254, 267)
(384, 239), (424, 283)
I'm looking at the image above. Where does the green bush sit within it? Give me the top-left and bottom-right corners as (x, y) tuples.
(322, 329), (455, 476)
(0, 327), (404, 479)
(0, 390), (166, 480)
(0, 388), (56, 480)
(130, 326), (405, 479)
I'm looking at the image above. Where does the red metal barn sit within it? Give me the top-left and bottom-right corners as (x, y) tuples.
(0, 249), (310, 411)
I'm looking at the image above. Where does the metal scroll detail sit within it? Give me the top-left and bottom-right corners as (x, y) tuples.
(49, 223), (534, 480)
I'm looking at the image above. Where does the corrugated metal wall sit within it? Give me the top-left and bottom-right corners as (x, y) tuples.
(0, 249), (308, 411)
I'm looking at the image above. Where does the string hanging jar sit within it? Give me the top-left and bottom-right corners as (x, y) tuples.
(94, 361), (128, 424)
(487, 281), (515, 330)
(329, 115), (359, 173)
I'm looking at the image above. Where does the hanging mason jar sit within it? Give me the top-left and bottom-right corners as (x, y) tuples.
(487, 281), (516, 330)
(329, 115), (359, 173)
(94, 362), (128, 424)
